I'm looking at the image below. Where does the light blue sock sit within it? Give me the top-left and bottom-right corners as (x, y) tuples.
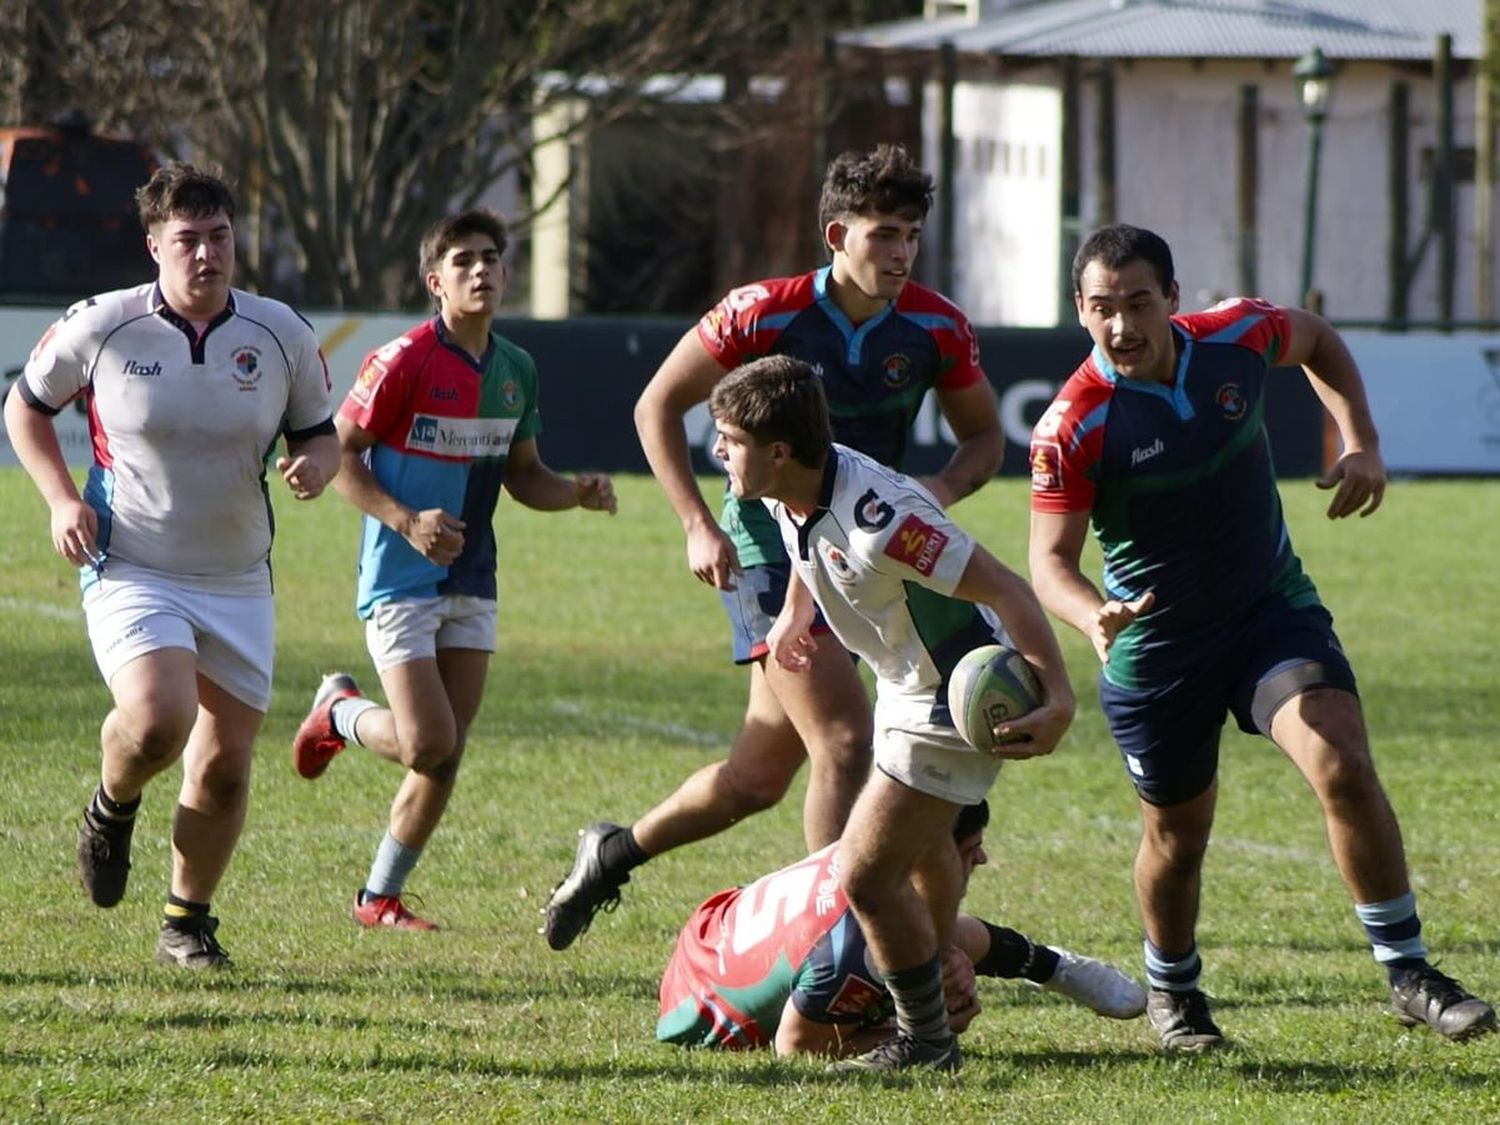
(364, 830), (422, 899)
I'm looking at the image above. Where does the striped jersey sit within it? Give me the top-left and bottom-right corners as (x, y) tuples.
(657, 843), (893, 1049)
(18, 282), (332, 588)
(768, 443), (1007, 724)
(698, 268), (985, 567)
(339, 317), (540, 616)
(1028, 298), (1323, 688)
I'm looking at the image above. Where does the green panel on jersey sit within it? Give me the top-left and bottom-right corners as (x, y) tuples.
(719, 492), (784, 569)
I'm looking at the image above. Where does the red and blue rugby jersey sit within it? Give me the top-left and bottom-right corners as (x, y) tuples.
(340, 317), (539, 617)
(656, 843), (892, 1049)
(698, 267), (984, 567)
(1029, 299), (1323, 688)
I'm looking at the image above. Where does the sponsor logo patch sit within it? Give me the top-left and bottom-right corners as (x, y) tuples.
(1030, 442), (1061, 491)
(406, 414), (518, 459)
(883, 514), (948, 576)
(825, 974), (886, 1019)
(854, 489), (895, 532)
(349, 362), (380, 406)
(123, 359), (163, 377)
(1130, 437), (1164, 466)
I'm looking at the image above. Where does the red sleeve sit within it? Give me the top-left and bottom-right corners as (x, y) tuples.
(896, 283), (984, 392)
(695, 276), (808, 368)
(1173, 298), (1290, 367)
(1028, 363), (1112, 514)
(339, 331), (421, 439)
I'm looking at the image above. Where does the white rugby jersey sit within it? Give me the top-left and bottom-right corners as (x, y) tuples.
(20, 282), (332, 584)
(768, 444), (1009, 717)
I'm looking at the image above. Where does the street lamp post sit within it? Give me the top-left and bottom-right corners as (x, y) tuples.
(1294, 46), (1335, 307)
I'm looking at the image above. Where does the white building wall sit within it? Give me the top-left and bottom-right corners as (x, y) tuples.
(1076, 59), (1487, 322)
(924, 80), (1062, 326)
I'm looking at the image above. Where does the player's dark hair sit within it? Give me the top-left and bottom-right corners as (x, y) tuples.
(817, 143), (934, 244)
(709, 355), (831, 469)
(136, 162), (235, 230)
(1072, 223), (1175, 296)
(953, 799), (989, 843)
(419, 209), (509, 309)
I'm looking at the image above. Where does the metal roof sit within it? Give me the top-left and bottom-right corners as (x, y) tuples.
(837, 0), (1483, 61)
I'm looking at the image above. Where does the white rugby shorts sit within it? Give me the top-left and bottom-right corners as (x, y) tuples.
(873, 697), (1003, 805)
(82, 562), (274, 711)
(364, 594), (497, 671)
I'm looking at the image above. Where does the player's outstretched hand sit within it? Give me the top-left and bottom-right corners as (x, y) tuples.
(1089, 591), (1154, 664)
(1316, 448), (1385, 519)
(576, 472), (618, 515)
(403, 507), (465, 566)
(276, 454), (328, 500)
(685, 520), (742, 591)
(49, 496), (101, 569)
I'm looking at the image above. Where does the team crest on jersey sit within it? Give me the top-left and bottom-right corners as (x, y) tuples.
(819, 541), (858, 584)
(500, 379), (520, 410)
(230, 346), (262, 388)
(880, 352), (912, 388)
(1030, 442), (1062, 491)
(883, 514), (948, 576)
(1216, 383), (1246, 421)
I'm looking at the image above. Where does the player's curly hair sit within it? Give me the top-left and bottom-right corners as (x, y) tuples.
(1072, 223), (1175, 296)
(709, 355), (831, 469)
(817, 143), (934, 240)
(135, 162), (235, 230)
(417, 209), (509, 311)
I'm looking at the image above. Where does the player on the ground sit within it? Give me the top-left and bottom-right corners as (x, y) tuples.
(544, 143), (1003, 951)
(3, 162), (338, 968)
(290, 209), (616, 930)
(1028, 222), (1496, 1050)
(705, 355), (1075, 1073)
(658, 797), (1146, 1055)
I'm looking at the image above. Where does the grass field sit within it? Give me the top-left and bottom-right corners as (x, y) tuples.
(1, 468), (1497, 1123)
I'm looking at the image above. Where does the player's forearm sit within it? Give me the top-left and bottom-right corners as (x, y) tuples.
(504, 461), (582, 511)
(287, 432), (341, 488)
(1030, 559), (1106, 642)
(331, 448), (414, 532)
(932, 428), (1004, 507)
(4, 392), (80, 507)
(634, 398), (718, 532)
(1302, 326), (1381, 453)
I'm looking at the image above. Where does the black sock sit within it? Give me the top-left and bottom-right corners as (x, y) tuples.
(973, 922), (1060, 983)
(91, 786), (140, 823)
(598, 826), (648, 881)
(163, 893), (211, 931)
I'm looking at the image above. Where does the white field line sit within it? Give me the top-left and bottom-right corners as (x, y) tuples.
(0, 596), (81, 622)
(548, 699), (723, 747)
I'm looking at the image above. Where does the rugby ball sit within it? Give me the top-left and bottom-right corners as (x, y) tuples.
(947, 644), (1044, 751)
